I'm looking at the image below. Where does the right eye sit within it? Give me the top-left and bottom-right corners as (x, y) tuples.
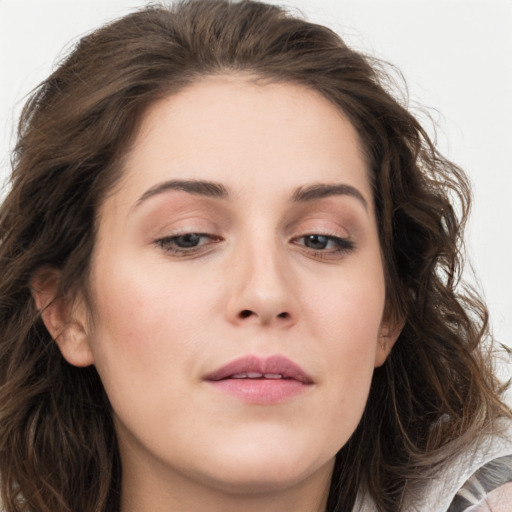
(155, 233), (221, 255)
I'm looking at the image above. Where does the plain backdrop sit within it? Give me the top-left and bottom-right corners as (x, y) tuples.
(1, 1), (511, 361)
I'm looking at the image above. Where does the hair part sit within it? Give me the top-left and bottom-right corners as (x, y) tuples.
(0, 1), (509, 511)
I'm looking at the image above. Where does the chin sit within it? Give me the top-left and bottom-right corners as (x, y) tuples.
(203, 467), (325, 495)
(196, 442), (335, 495)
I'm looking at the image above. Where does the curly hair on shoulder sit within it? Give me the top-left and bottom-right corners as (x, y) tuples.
(0, 1), (509, 511)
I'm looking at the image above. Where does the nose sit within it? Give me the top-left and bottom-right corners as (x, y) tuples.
(225, 238), (299, 328)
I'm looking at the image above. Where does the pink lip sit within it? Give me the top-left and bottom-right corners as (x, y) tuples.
(204, 355), (314, 404)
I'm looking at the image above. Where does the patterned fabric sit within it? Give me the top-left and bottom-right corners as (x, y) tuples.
(446, 455), (512, 511)
(352, 418), (512, 511)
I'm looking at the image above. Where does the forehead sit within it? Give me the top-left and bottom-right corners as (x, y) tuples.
(109, 75), (372, 211)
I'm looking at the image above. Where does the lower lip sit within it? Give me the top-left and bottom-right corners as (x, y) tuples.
(207, 378), (310, 404)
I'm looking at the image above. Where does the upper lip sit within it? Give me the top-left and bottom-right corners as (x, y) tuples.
(204, 355), (314, 384)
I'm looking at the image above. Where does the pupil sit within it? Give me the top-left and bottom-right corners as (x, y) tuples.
(306, 235), (328, 250)
(176, 234), (200, 248)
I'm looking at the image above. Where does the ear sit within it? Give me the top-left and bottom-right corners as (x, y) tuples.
(374, 316), (404, 368)
(31, 267), (94, 367)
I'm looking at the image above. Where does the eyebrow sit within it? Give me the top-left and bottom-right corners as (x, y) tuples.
(135, 179), (368, 211)
(136, 179), (229, 206)
(292, 183), (368, 211)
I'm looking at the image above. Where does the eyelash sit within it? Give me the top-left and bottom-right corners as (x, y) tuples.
(154, 232), (355, 259)
(293, 234), (355, 256)
(155, 233), (221, 256)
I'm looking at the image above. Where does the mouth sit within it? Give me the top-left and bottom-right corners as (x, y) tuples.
(204, 354), (314, 383)
(204, 355), (314, 403)
(228, 372), (291, 379)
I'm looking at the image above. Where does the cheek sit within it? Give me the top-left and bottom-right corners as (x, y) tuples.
(86, 255), (216, 388)
(84, 255), (221, 448)
(304, 261), (385, 344)
(302, 264), (385, 404)
(287, 279), (384, 465)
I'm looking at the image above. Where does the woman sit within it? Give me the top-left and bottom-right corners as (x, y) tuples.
(0, 1), (510, 511)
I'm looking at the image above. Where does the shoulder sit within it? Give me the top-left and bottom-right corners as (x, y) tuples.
(446, 454), (512, 512)
(353, 417), (512, 512)
(407, 417), (512, 512)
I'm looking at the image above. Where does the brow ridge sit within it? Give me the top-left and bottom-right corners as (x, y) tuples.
(135, 179), (367, 211)
(292, 183), (368, 210)
(136, 179), (229, 206)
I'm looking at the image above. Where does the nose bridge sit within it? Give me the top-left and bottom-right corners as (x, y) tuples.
(226, 226), (298, 326)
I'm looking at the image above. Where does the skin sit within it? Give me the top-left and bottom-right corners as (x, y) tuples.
(36, 75), (400, 512)
(473, 482), (512, 511)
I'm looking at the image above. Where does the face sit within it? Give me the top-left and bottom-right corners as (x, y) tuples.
(60, 76), (397, 501)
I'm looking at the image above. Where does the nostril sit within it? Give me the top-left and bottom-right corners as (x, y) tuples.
(236, 310), (291, 321)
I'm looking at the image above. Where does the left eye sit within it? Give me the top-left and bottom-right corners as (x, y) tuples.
(294, 234), (354, 252)
(302, 234), (334, 250)
(170, 233), (206, 248)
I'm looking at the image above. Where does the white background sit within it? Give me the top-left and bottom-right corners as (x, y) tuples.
(1, 0), (511, 356)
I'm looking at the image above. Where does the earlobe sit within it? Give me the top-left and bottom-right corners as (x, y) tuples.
(374, 319), (404, 367)
(31, 267), (95, 368)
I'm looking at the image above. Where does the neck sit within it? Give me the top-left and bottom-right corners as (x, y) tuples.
(120, 452), (333, 512)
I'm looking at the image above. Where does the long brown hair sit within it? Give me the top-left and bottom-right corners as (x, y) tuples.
(0, 1), (508, 511)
